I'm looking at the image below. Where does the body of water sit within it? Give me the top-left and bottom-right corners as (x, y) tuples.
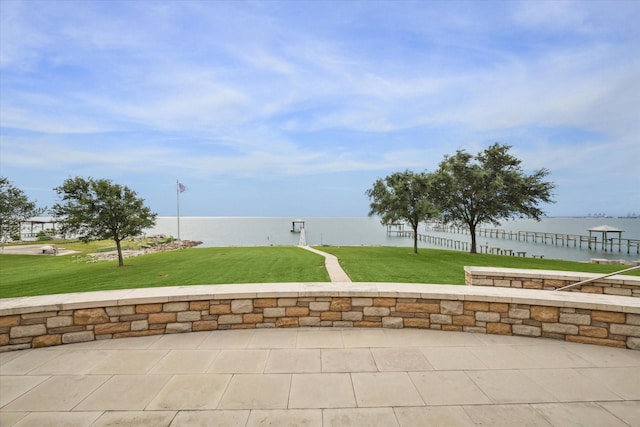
(145, 217), (640, 263)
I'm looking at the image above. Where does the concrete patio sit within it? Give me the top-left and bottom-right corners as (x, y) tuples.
(1, 327), (639, 426)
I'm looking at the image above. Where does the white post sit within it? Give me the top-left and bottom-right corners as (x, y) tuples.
(176, 180), (181, 248)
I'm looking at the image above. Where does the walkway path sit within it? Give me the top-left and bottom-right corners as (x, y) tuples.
(301, 246), (352, 282)
(1, 328), (639, 426)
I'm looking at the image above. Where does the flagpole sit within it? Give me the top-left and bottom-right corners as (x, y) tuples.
(176, 180), (181, 249)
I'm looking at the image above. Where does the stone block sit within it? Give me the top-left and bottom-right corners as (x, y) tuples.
(276, 317), (299, 327)
(263, 307), (286, 318)
(523, 281), (543, 289)
(113, 330), (164, 338)
(604, 287), (632, 296)
(136, 303), (162, 313)
(0, 334), (9, 346)
(286, 306), (309, 317)
(62, 331), (94, 344)
(163, 302), (189, 312)
(464, 301), (489, 311)
(512, 324), (541, 337)
(218, 315), (243, 325)
(177, 311), (201, 322)
(299, 317), (321, 327)
(10, 324), (46, 338)
(464, 326), (487, 334)
(166, 322), (192, 333)
(231, 299), (253, 313)
(610, 324), (640, 337)
(628, 314), (640, 325)
(452, 315), (476, 326)
(47, 316), (73, 328)
(32, 334), (62, 348)
(440, 301), (463, 315)
(579, 326), (608, 338)
(330, 298), (351, 311)
(363, 307), (390, 317)
(404, 318), (430, 328)
(352, 298), (373, 306)
(396, 302), (439, 313)
(278, 298), (298, 307)
(531, 306), (559, 322)
(148, 312), (176, 324)
(566, 335), (626, 348)
(591, 311), (625, 324)
(627, 337), (640, 350)
(321, 311), (342, 321)
(382, 317), (403, 328)
(105, 306), (135, 316)
(472, 278), (494, 286)
(559, 313), (591, 325)
(442, 325), (463, 332)
(544, 279), (565, 288)
(94, 322), (131, 335)
(243, 313), (264, 323)
(475, 312), (500, 322)
(0, 315), (21, 327)
(254, 298), (277, 308)
(131, 320), (149, 331)
(508, 308), (530, 319)
(342, 311), (363, 321)
(210, 304), (231, 315)
(74, 308), (109, 325)
(487, 322), (511, 335)
(333, 321), (353, 327)
(373, 298), (396, 307)
(309, 301), (331, 311)
(494, 279), (511, 287)
(542, 323), (578, 335)
(355, 321), (382, 328)
(190, 301), (210, 311)
(430, 314), (452, 325)
(490, 303), (509, 313)
(193, 320), (218, 331)
(581, 285), (603, 294)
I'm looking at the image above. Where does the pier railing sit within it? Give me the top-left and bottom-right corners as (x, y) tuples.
(429, 224), (640, 254)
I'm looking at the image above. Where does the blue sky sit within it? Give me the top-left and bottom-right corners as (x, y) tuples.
(1, 0), (639, 217)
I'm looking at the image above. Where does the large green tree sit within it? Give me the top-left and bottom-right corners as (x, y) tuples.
(0, 177), (45, 243)
(52, 177), (157, 266)
(366, 170), (439, 254)
(431, 143), (555, 254)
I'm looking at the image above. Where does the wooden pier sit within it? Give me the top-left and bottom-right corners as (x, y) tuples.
(429, 224), (640, 255)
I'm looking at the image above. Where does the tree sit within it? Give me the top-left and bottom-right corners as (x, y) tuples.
(52, 177), (157, 266)
(0, 177), (45, 243)
(431, 143), (555, 254)
(366, 170), (439, 254)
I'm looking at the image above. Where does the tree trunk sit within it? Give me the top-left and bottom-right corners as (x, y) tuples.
(412, 223), (419, 254)
(115, 238), (124, 267)
(469, 224), (477, 254)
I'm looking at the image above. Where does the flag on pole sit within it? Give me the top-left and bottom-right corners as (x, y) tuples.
(178, 182), (186, 193)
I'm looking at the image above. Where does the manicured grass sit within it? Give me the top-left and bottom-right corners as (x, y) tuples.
(318, 246), (640, 284)
(0, 247), (329, 298)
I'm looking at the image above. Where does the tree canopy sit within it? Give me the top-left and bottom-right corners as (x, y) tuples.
(366, 170), (439, 254)
(52, 177), (157, 266)
(431, 143), (555, 253)
(0, 177), (45, 243)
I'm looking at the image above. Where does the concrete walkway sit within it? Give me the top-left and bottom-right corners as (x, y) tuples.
(1, 327), (639, 426)
(301, 246), (352, 283)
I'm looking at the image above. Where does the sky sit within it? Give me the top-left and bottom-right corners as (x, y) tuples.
(1, 0), (639, 218)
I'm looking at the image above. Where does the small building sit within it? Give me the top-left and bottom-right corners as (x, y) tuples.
(588, 225), (624, 251)
(291, 219), (305, 233)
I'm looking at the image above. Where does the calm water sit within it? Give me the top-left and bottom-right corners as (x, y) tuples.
(145, 217), (640, 263)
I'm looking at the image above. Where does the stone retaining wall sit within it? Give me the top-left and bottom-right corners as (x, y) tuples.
(465, 266), (640, 297)
(1, 283), (639, 351)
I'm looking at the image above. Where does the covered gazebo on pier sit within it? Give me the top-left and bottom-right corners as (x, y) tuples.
(588, 225), (624, 251)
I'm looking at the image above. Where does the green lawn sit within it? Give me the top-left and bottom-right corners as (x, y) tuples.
(0, 246), (329, 298)
(1, 245), (637, 299)
(318, 246), (640, 284)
